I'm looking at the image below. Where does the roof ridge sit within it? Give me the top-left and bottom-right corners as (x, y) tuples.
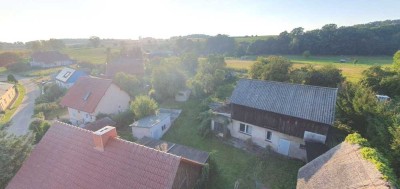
(239, 78), (339, 90)
(54, 120), (183, 159)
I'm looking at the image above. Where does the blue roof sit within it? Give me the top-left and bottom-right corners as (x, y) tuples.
(66, 70), (87, 83)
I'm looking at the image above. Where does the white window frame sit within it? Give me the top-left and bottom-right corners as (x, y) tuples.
(265, 130), (272, 141)
(239, 123), (252, 135)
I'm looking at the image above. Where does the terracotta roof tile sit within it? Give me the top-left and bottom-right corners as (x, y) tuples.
(60, 77), (112, 113)
(6, 121), (181, 189)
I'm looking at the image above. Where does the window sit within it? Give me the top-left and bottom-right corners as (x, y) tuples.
(265, 131), (272, 141)
(239, 123), (252, 135)
(161, 124), (166, 131)
(86, 113), (89, 118)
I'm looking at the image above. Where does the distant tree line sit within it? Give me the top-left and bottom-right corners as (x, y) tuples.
(171, 20), (400, 56)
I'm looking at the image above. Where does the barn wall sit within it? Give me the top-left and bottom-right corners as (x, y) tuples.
(231, 104), (330, 138)
(172, 161), (202, 189)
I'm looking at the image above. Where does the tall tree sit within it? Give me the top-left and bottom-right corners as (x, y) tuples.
(249, 56), (292, 82)
(88, 36), (101, 48)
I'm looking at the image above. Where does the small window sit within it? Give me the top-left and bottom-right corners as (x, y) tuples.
(161, 124), (166, 131)
(265, 131), (272, 141)
(239, 123), (251, 135)
(86, 113), (89, 118)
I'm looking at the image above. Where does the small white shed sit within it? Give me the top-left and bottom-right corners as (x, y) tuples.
(130, 113), (171, 140)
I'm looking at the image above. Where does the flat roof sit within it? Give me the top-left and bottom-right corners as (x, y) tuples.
(130, 113), (170, 128)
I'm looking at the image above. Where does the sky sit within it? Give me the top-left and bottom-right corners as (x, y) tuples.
(0, 0), (399, 42)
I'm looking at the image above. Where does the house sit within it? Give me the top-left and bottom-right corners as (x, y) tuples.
(105, 55), (144, 78)
(297, 141), (394, 188)
(7, 121), (206, 189)
(175, 89), (191, 102)
(376, 94), (390, 102)
(30, 51), (74, 68)
(83, 116), (116, 131)
(137, 136), (209, 164)
(60, 76), (130, 126)
(130, 113), (171, 140)
(55, 67), (87, 88)
(0, 82), (16, 111)
(211, 79), (338, 161)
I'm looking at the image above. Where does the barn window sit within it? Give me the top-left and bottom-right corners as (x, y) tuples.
(239, 123), (252, 135)
(265, 131), (272, 141)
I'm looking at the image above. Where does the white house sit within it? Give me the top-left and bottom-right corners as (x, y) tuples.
(211, 79), (338, 161)
(60, 76), (130, 126)
(55, 67), (87, 88)
(30, 51), (75, 68)
(130, 113), (171, 140)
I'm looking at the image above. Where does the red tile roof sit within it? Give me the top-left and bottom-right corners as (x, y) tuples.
(60, 77), (112, 113)
(84, 117), (116, 131)
(6, 121), (182, 189)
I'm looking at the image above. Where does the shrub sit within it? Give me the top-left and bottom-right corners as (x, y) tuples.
(7, 74), (17, 83)
(302, 50), (311, 58)
(29, 119), (50, 144)
(130, 95), (158, 119)
(34, 102), (60, 116)
(111, 110), (134, 127)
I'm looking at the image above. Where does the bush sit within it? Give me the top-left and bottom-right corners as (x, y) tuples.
(302, 50), (311, 58)
(29, 119), (50, 144)
(7, 74), (17, 83)
(34, 102), (60, 116)
(111, 110), (134, 127)
(130, 95), (158, 119)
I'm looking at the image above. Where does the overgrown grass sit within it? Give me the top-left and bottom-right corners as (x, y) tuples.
(22, 67), (65, 77)
(0, 84), (26, 127)
(161, 98), (303, 189)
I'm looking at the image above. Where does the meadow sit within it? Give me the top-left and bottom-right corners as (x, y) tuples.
(226, 55), (393, 82)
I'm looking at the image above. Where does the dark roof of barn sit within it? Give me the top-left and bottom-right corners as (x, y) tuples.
(231, 79), (338, 125)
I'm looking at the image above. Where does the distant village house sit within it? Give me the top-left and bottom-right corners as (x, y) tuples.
(0, 82), (16, 111)
(55, 67), (87, 88)
(105, 55), (144, 78)
(60, 76), (130, 126)
(30, 51), (74, 68)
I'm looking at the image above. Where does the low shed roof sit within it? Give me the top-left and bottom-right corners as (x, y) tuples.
(137, 137), (209, 164)
(230, 79), (338, 125)
(130, 113), (170, 128)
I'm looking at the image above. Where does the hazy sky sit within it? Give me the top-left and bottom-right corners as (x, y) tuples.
(1, 0), (399, 42)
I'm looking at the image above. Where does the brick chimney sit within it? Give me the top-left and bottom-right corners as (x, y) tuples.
(93, 126), (117, 151)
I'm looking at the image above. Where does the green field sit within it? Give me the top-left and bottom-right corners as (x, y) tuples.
(61, 47), (119, 64)
(226, 55), (393, 82)
(161, 98), (303, 189)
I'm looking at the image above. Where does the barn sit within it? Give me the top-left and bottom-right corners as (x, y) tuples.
(211, 79), (338, 161)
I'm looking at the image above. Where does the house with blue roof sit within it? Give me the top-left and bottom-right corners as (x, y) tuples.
(55, 67), (87, 88)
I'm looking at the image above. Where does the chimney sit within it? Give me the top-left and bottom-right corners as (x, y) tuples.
(93, 126), (117, 151)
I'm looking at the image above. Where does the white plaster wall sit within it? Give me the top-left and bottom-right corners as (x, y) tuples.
(67, 107), (95, 126)
(228, 119), (307, 161)
(132, 116), (171, 140)
(132, 127), (151, 139)
(95, 84), (130, 115)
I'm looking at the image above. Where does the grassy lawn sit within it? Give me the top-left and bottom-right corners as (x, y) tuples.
(226, 55), (393, 83)
(0, 84), (26, 127)
(160, 98), (303, 189)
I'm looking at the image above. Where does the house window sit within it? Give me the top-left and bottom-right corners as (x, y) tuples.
(265, 130), (272, 141)
(161, 124), (166, 131)
(239, 123), (252, 135)
(86, 113), (89, 118)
